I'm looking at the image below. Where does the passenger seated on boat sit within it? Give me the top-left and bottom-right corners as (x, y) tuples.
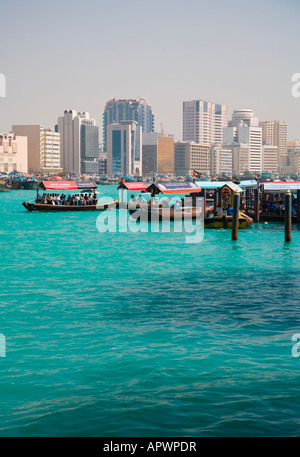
(173, 200), (181, 210)
(46, 194), (52, 205)
(215, 205), (223, 217)
(130, 195), (137, 203)
(226, 205), (233, 216)
(267, 202), (275, 214)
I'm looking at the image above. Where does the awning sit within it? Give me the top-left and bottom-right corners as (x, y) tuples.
(146, 182), (200, 194)
(118, 182), (148, 191)
(196, 180), (257, 189)
(40, 180), (97, 191)
(263, 182), (300, 192)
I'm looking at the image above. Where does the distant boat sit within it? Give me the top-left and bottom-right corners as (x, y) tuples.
(0, 180), (11, 192)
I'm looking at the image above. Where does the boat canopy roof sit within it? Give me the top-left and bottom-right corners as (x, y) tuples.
(195, 180), (257, 189)
(40, 180), (97, 191)
(118, 181), (148, 191)
(146, 182), (200, 195)
(263, 182), (300, 192)
(218, 183), (244, 193)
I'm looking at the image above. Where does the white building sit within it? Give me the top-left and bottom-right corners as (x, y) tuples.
(183, 100), (227, 145)
(223, 111), (262, 174)
(210, 145), (233, 176)
(0, 133), (28, 173)
(107, 121), (142, 176)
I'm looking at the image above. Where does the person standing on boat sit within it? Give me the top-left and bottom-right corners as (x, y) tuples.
(173, 200), (181, 210)
(137, 194), (145, 203)
(226, 205), (233, 216)
(215, 205), (223, 216)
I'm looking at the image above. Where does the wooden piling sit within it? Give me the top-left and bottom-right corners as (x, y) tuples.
(254, 188), (260, 223)
(231, 191), (240, 241)
(285, 190), (292, 242)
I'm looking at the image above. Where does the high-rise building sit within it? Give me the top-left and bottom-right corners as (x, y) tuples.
(103, 98), (154, 152)
(106, 121), (142, 176)
(182, 100), (227, 145)
(174, 142), (211, 176)
(223, 110), (262, 174)
(12, 125), (61, 173)
(259, 120), (287, 159)
(0, 133), (28, 173)
(56, 110), (99, 174)
(142, 133), (174, 175)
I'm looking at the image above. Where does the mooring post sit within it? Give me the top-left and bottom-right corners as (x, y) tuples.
(254, 187), (260, 223)
(285, 190), (292, 242)
(231, 191), (240, 241)
(297, 189), (300, 224)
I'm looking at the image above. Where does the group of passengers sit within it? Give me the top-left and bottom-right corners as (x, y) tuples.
(261, 199), (297, 215)
(36, 193), (97, 206)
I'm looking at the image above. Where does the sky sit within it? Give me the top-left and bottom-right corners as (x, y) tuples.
(0, 0), (299, 141)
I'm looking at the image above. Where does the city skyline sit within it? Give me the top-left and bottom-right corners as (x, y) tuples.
(0, 0), (299, 141)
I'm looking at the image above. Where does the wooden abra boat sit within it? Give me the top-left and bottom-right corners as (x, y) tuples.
(22, 180), (117, 212)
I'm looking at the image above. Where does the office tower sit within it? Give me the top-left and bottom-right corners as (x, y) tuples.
(57, 110), (99, 174)
(12, 125), (61, 173)
(262, 145), (279, 174)
(0, 133), (28, 173)
(182, 100), (227, 145)
(174, 142), (211, 176)
(106, 121), (142, 176)
(223, 110), (262, 174)
(259, 121), (287, 159)
(103, 98), (154, 152)
(142, 132), (174, 175)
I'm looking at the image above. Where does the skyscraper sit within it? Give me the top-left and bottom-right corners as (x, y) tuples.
(106, 121), (142, 176)
(223, 110), (262, 174)
(103, 98), (154, 152)
(182, 100), (227, 145)
(57, 110), (99, 174)
(259, 120), (287, 159)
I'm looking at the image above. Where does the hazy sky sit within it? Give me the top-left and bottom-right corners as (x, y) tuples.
(0, 0), (299, 141)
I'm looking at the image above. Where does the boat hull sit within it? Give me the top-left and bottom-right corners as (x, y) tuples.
(0, 184), (11, 192)
(129, 207), (202, 221)
(22, 200), (118, 212)
(21, 181), (37, 190)
(204, 214), (252, 229)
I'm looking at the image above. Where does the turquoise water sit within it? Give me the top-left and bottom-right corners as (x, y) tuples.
(1, 186), (300, 437)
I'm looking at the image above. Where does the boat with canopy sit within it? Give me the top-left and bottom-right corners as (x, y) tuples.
(128, 182), (204, 221)
(22, 180), (118, 212)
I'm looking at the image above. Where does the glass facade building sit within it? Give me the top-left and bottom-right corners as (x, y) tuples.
(103, 98), (154, 152)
